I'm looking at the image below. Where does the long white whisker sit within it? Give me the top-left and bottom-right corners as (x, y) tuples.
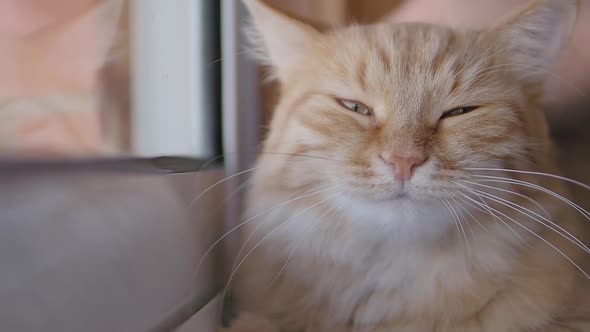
(191, 184), (334, 294)
(456, 191), (590, 279)
(449, 193), (489, 232)
(203, 178), (252, 222)
(188, 166), (259, 208)
(442, 190), (472, 239)
(450, 200), (471, 253)
(466, 186), (590, 255)
(220, 194), (337, 320)
(460, 179), (552, 219)
(447, 191), (481, 236)
(269, 189), (356, 288)
(462, 180), (588, 252)
(189, 158), (330, 208)
(473, 175), (590, 221)
(458, 202), (475, 237)
(441, 194), (470, 254)
(231, 184), (344, 277)
(467, 167), (590, 192)
(453, 193), (494, 217)
(227, 218), (265, 293)
(259, 151), (343, 163)
(455, 188), (524, 242)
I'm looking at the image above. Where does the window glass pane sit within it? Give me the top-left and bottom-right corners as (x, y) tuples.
(0, 0), (221, 159)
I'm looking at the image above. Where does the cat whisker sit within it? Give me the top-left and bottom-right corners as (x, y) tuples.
(219, 193), (338, 321)
(201, 151), (342, 170)
(459, 178), (587, 250)
(459, 179), (551, 219)
(455, 188), (590, 280)
(269, 188), (356, 288)
(226, 182), (344, 293)
(226, 214), (265, 294)
(455, 189), (525, 243)
(447, 192), (479, 237)
(448, 192), (489, 232)
(190, 154), (340, 208)
(208, 50), (256, 66)
(190, 184), (335, 301)
(440, 192), (471, 254)
(201, 177), (253, 223)
(449, 190), (494, 217)
(456, 200), (476, 242)
(471, 175), (590, 220)
(459, 183), (590, 255)
(188, 166), (259, 208)
(259, 151), (343, 163)
(466, 167), (590, 192)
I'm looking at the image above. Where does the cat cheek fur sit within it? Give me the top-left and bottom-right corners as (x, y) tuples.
(231, 1), (588, 331)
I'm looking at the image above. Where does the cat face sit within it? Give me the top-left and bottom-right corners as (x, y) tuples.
(245, 0), (576, 213)
(264, 24), (531, 203)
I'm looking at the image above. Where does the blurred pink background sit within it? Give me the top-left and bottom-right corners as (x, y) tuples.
(0, 0), (116, 157)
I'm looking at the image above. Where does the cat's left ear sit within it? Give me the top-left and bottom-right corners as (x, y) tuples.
(242, 0), (321, 81)
(497, 0), (578, 82)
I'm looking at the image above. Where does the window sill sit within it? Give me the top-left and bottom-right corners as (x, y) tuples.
(0, 157), (226, 331)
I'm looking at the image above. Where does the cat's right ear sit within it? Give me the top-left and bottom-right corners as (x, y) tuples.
(242, 0), (320, 80)
(495, 0), (578, 84)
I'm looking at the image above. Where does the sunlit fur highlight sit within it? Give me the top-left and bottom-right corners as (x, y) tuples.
(223, 1), (589, 331)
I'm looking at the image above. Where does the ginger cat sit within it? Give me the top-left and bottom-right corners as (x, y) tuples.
(223, 0), (590, 331)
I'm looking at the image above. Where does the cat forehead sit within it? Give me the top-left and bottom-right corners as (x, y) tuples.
(309, 24), (499, 107)
(319, 23), (486, 75)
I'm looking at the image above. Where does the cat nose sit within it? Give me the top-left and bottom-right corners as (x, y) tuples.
(380, 153), (428, 181)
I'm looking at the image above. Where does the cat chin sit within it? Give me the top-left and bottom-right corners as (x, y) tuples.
(333, 192), (458, 244)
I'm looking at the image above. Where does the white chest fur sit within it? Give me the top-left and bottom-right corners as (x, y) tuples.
(238, 196), (519, 329)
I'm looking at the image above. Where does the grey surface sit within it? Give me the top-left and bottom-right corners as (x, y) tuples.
(0, 161), (225, 332)
(0, 156), (218, 174)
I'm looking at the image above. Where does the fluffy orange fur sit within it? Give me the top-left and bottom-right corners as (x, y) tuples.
(223, 1), (590, 331)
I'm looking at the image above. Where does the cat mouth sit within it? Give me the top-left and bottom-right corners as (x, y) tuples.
(360, 184), (416, 202)
(391, 191), (409, 200)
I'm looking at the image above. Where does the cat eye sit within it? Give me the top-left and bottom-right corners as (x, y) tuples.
(337, 99), (372, 116)
(440, 106), (479, 119)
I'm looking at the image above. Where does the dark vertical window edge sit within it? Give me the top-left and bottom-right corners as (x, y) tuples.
(202, 0), (223, 161)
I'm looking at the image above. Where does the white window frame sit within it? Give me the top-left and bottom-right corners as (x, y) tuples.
(129, 1), (261, 329)
(221, 0), (261, 174)
(131, 0), (212, 158)
(130, 0), (260, 170)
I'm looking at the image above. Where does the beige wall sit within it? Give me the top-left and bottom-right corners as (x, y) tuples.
(347, 0), (403, 23)
(265, 0), (403, 24)
(0, 0), (126, 156)
(267, 0), (347, 24)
